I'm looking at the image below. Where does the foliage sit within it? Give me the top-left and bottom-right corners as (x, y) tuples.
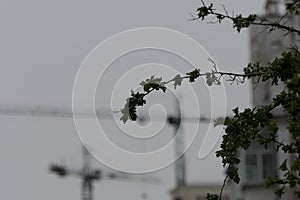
(119, 1), (300, 199)
(196, 0), (300, 35)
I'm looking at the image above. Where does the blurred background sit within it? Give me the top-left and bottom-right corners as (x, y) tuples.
(0, 1), (265, 200)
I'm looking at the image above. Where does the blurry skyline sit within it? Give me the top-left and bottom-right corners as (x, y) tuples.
(0, 1), (264, 200)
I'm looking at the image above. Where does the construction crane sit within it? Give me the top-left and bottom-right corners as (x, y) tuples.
(50, 145), (160, 200)
(0, 104), (211, 188)
(50, 146), (100, 200)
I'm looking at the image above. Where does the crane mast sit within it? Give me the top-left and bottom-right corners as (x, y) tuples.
(82, 146), (94, 200)
(167, 99), (186, 187)
(50, 146), (100, 200)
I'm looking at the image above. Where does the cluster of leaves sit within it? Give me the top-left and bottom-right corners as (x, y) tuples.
(196, 1), (257, 32)
(119, 57), (261, 124)
(286, 0), (300, 15)
(119, 1), (300, 200)
(120, 76), (166, 123)
(207, 50), (300, 199)
(212, 52), (299, 200)
(196, 2), (300, 199)
(244, 51), (300, 84)
(119, 61), (229, 123)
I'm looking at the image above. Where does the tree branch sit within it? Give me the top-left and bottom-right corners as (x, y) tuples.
(196, 1), (300, 35)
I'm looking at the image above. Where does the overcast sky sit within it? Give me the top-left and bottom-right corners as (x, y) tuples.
(0, 1), (265, 200)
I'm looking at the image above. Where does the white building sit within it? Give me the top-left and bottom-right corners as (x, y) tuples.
(234, 1), (299, 200)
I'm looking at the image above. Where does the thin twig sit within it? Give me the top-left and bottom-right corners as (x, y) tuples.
(195, 5), (300, 35)
(219, 174), (229, 200)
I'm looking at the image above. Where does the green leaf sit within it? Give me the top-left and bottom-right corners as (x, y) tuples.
(213, 117), (225, 127)
(279, 159), (288, 171)
(186, 68), (201, 82)
(173, 74), (183, 89)
(206, 193), (219, 200)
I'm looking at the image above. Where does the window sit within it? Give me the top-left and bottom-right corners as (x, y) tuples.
(245, 154), (258, 181)
(271, 40), (282, 49)
(242, 132), (277, 183)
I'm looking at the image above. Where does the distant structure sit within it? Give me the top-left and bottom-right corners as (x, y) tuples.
(0, 103), (208, 199)
(233, 0), (300, 200)
(168, 98), (210, 189)
(50, 145), (162, 200)
(168, 98), (186, 187)
(49, 146), (101, 200)
(169, 98), (221, 200)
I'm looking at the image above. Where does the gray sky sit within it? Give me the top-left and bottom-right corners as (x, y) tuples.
(0, 0), (265, 200)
